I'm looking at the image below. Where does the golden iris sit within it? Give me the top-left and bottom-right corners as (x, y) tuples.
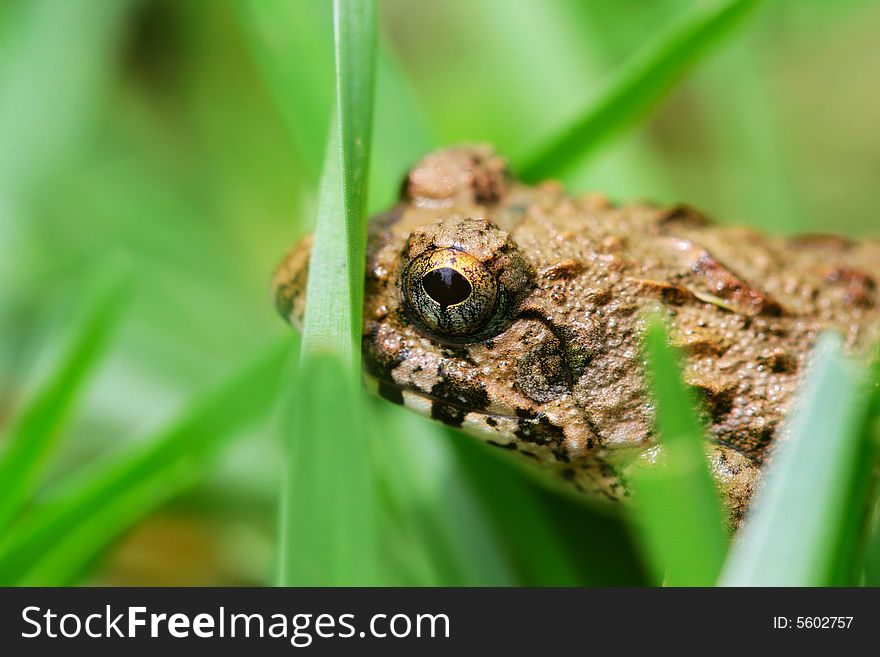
(402, 248), (498, 338)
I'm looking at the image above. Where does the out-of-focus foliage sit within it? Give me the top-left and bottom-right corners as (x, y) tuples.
(0, 0), (878, 585)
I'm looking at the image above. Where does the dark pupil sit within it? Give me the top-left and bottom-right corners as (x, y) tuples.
(422, 267), (472, 308)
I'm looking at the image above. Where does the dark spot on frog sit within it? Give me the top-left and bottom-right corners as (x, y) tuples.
(693, 382), (736, 420)
(514, 308), (593, 377)
(377, 380), (404, 406)
(485, 417), (497, 427)
(721, 425), (775, 464)
(487, 440), (517, 450)
(514, 415), (567, 461)
(757, 349), (798, 374)
(516, 407), (537, 420)
(681, 334), (731, 357)
(542, 259), (585, 281)
(362, 324), (406, 381)
(431, 401), (466, 427)
(634, 278), (693, 306)
(588, 287), (613, 306)
(429, 376), (489, 428)
(550, 287), (567, 305)
(516, 342), (573, 403)
(655, 203), (709, 227)
(440, 346), (477, 365)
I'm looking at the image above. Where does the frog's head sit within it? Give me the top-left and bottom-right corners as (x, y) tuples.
(273, 145), (763, 514)
(272, 146), (616, 477)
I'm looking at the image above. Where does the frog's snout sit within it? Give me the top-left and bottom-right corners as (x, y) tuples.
(271, 233), (312, 330)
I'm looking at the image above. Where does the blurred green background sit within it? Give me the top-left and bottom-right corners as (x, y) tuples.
(1, 0), (878, 585)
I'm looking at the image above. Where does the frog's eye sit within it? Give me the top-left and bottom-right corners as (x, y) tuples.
(402, 248), (498, 338)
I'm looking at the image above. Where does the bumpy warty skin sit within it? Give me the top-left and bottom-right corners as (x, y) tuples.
(273, 145), (880, 524)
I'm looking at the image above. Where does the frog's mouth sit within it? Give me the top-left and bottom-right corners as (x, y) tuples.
(364, 372), (515, 422)
(362, 373), (575, 454)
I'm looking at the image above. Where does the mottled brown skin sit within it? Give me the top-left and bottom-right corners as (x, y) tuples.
(273, 145), (880, 523)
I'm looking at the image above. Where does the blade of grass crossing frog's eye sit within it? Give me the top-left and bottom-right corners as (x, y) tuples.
(515, 0), (762, 182)
(0, 257), (131, 534)
(276, 0), (380, 585)
(720, 334), (872, 586)
(627, 319), (728, 586)
(0, 340), (291, 585)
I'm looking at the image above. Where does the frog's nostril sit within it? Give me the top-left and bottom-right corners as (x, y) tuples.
(422, 267), (472, 308)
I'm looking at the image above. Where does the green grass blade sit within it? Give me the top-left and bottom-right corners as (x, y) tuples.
(862, 363), (880, 586)
(866, 523), (880, 586)
(829, 357), (880, 585)
(627, 319), (728, 586)
(276, 0), (379, 586)
(277, 353), (377, 586)
(333, 0), (375, 348)
(0, 258), (130, 533)
(0, 340), (290, 585)
(720, 334), (874, 586)
(299, 0), (376, 362)
(296, 128), (356, 362)
(236, 2), (432, 216)
(515, 0), (761, 181)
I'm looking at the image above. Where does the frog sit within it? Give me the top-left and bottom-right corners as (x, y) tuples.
(272, 145), (880, 524)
